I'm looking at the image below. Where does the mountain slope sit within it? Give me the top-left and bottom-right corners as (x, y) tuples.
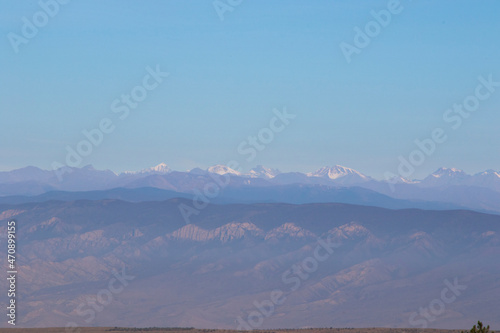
(0, 200), (499, 328)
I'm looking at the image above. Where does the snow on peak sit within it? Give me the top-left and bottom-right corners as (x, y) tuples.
(385, 175), (419, 184)
(207, 165), (242, 176)
(431, 167), (466, 178)
(149, 163), (171, 173)
(475, 169), (500, 178)
(308, 165), (368, 180)
(419, 167), (471, 187)
(248, 165), (281, 179)
(124, 163), (171, 175)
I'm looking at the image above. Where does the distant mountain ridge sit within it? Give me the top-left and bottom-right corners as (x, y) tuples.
(2, 163), (499, 187)
(1, 164), (500, 213)
(0, 185), (473, 214)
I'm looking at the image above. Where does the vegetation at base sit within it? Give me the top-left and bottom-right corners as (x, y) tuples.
(461, 322), (494, 333)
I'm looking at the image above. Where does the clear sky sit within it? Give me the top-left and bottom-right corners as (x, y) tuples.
(1, 0), (499, 179)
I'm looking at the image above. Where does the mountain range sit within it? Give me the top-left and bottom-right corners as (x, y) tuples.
(0, 164), (499, 329)
(0, 200), (498, 328)
(1, 164), (499, 214)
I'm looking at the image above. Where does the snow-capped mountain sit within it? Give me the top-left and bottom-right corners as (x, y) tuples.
(247, 165), (281, 179)
(472, 169), (500, 191)
(383, 175), (419, 185)
(476, 169), (500, 178)
(308, 165), (369, 180)
(419, 167), (470, 187)
(2, 164), (500, 213)
(307, 165), (371, 184)
(123, 163), (171, 175)
(207, 164), (242, 176)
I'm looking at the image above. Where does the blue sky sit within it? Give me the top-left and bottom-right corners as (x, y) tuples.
(1, 0), (499, 179)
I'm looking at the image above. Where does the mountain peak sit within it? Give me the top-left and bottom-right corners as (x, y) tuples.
(327, 222), (371, 244)
(308, 165), (368, 180)
(475, 169), (500, 177)
(265, 223), (316, 240)
(188, 167), (207, 175)
(419, 167), (470, 187)
(207, 165), (241, 176)
(123, 163), (171, 175)
(150, 163), (171, 173)
(430, 167), (467, 178)
(168, 222), (263, 243)
(248, 165), (281, 179)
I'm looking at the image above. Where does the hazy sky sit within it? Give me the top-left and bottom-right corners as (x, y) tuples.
(1, 0), (499, 179)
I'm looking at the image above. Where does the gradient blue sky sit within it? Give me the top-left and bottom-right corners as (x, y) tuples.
(1, 0), (499, 179)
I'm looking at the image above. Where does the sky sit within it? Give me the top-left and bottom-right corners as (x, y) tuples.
(1, 0), (500, 179)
